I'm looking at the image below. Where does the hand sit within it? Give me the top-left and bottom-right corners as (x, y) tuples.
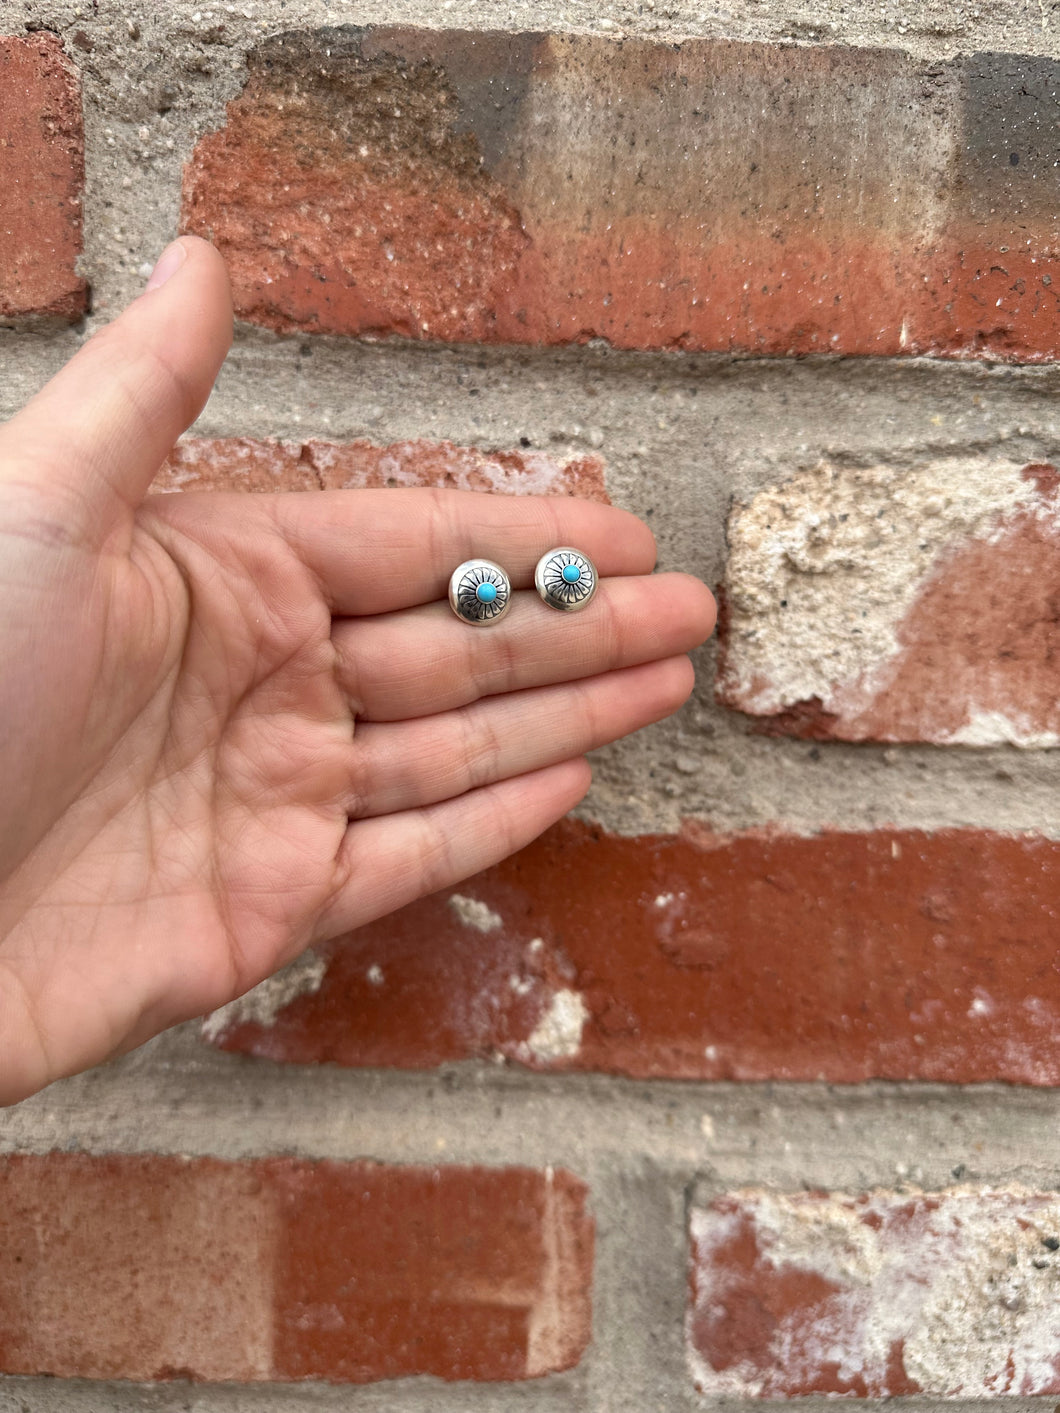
(0, 237), (715, 1105)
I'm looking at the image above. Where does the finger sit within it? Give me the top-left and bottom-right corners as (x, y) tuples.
(349, 656), (694, 818)
(318, 758), (592, 938)
(0, 237), (232, 542)
(269, 486), (657, 614)
(335, 572), (716, 721)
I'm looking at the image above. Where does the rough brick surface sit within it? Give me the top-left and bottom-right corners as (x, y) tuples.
(183, 30), (1060, 360)
(153, 435), (609, 500)
(689, 1186), (1060, 1397)
(0, 33), (86, 322)
(206, 818), (1060, 1085)
(0, 1154), (593, 1383)
(717, 458), (1060, 747)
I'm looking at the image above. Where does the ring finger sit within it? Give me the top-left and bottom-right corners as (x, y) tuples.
(346, 655), (695, 818)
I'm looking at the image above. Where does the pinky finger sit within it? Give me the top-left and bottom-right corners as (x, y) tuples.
(316, 758), (592, 939)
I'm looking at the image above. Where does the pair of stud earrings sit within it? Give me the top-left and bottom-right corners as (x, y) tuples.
(448, 548), (598, 625)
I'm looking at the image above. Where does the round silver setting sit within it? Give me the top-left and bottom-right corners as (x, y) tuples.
(448, 558), (512, 626)
(534, 547), (598, 612)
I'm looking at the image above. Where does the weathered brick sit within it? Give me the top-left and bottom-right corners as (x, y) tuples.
(717, 458), (1060, 746)
(206, 818), (1060, 1085)
(154, 435), (609, 500)
(0, 1154), (592, 1383)
(689, 1186), (1060, 1397)
(0, 33), (85, 322)
(182, 30), (1060, 360)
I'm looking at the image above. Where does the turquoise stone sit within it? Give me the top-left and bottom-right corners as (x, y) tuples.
(476, 581), (498, 603)
(562, 563), (582, 583)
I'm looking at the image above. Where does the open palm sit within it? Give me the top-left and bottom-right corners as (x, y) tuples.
(0, 239), (714, 1105)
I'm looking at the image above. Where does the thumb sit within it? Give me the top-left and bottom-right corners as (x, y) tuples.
(0, 236), (232, 544)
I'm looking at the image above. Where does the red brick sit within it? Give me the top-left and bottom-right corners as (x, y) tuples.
(717, 457), (1060, 746)
(153, 436), (609, 501)
(0, 1153), (592, 1383)
(0, 34), (86, 322)
(690, 1186), (1060, 1397)
(206, 818), (1060, 1085)
(182, 32), (1060, 361)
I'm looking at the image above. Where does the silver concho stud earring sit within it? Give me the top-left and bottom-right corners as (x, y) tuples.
(534, 547), (598, 612)
(448, 558), (513, 625)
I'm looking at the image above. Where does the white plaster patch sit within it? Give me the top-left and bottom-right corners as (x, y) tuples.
(944, 708), (1060, 749)
(309, 439), (603, 497)
(689, 1186), (1060, 1398)
(447, 893), (503, 933)
(720, 458), (1041, 717)
(155, 466), (198, 490)
(201, 950), (326, 1041)
(159, 436), (299, 492)
(525, 989), (588, 1063)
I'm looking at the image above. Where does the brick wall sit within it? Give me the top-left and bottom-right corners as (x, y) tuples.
(4, 2), (1060, 1408)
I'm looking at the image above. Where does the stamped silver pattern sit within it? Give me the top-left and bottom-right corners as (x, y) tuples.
(534, 547), (598, 612)
(448, 558), (513, 625)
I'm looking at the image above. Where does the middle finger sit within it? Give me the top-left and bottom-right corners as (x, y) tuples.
(333, 572), (715, 721)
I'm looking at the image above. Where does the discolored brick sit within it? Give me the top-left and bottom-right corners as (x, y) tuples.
(690, 1186), (1060, 1396)
(0, 33), (86, 322)
(0, 1154), (593, 1383)
(206, 818), (1060, 1085)
(183, 30), (1060, 360)
(154, 435), (609, 501)
(717, 458), (1060, 746)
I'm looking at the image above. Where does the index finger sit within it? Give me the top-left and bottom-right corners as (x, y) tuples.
(268, 486), (658, 615)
